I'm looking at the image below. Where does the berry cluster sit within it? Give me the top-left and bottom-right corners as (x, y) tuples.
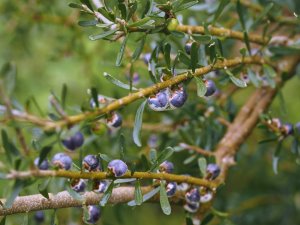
(269, 118), (300, 137)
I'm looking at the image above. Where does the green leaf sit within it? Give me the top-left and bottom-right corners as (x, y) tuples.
(149, 149), (157, 164)
(50, 209), (59, 225)
(251, 3), (274, 30)
(22, 213), (28, 225)
(78, 20), (98, 27)
(160, 181), (171, 215)
(192, 34), (212, 44)
(131, 36), (146, 61)
(213, 0), (230, 24)
(4, 179), (23, 208)
(133, 100), (147, 147)
(134, 180), (143, 206)
(90, 87), (99, 108)
(198, 157), (207, 177)
(263, 64), (277, 78)
(66, 183), (84, 201)
(149, 147), (174, 172)
(269, 46), (300, 56)
(128, 186), (160, 206)
(186, 216), (193, 225)
(61, 83), (67, 109)
(38, 146), (52, 167)
(100, 181), (114, 206)
(99, 153), (112, 162)
(38, 178), (51, 199)
(116, 35), (129, 66)
(89, 29), (117, 41)
(226, 70), (247, 88)
(178, 50), (191, 66)
(190, 42), (199, 73)
(195, 77), (207, 97)
(127, 17), (152, 28)
(247, 68), (259, 87)
(1, 130), (20, 165)
(164, 43), (171, 69)
(119, 133), (126, 160)
(0, 62), (16, 96)
(118, 2), (127, 19)
(80, 0), (93, 10)
(173, 1), (199, 12)
(273, 141), (283, 175)
(0, 217), (6, 225)
(103, 72), (137, 90)
(211, 207), (229, 218)
(243, 31), (251, 55)
(202, 213), (214, 225)
(68, 3), (83, 9)
(236, 0), (246, 30)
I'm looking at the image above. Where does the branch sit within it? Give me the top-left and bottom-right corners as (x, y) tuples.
(5, 170), (216, 189)
(179, 143), (214, 157)
(0, 56), (263, 131)
(0, 187), (153, 216)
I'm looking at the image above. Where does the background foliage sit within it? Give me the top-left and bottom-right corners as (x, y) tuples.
(0, 0), (300, 224)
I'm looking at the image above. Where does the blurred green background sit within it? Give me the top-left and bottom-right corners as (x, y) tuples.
(1, 0), (300, 224)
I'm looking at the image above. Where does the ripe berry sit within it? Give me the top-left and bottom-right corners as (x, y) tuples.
(185, 188), (200, 204)
(86, 205), (101, 224)
(169, 86), (188, 109)
(106, 112), (122, 128)
(108, 159), (128, 177)
(34, 157), (49, 170)
(34, 211), (45, 223)
(83, 155), (100, 171)
(93, 180), (108, 193)
(200, 191), (213, 203)
(204, 80), (217, 97)
(62, 131), (84, 151)
(159, 161), (174, 173)
(183, 202), (200, 213)
(206, 163), (220, 180)
(52, 153), (72, 170)
(166, 182), (177, 197)
(185, 41), (193, 55)
(283, 123), (293, 136)
(71, 179), (86, 193)
(147, 89), (170, 111)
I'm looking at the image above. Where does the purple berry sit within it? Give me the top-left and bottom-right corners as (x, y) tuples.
(71, 179), (86, 193)
(108, 159), (128, 177)
(107, 112), (122, 128)
(183, 202), (200, 213)
(185, 188), (200, 204)
(159, 161), (174, 173)
(206, 163), (220, 180)
(34, 157), (49, 170)
(34, 211), (45, 223)
(283, 123), (293, 136)
(83, 155), (100, 171)
(147, 89), (169, 111)
(169, 86), (188, 108)
(93, 180), (108, 193)
(143, 53), (151, 65)
(166, 182), (177, 197)
(204, 80), (217, 97)
(62, 131), (84, 151)
(185, 41), (193, 55)
(86, 205), (101, 224)
(52, 153), (72, 170)
(200, 191), (213, 203)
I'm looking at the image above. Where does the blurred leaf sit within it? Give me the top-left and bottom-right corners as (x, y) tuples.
(103, 72), (137, 90)
(213, 0), (230, 24)
(243, 31), (251, 55)
(141, 0), (153, 18)
(178, 50), (191, 66)
(149, 147), (174, 172)
(132, 36), (146, 61)
(89, 29), (117, 41)
(198, 157), (207, 177)
(149, 149), (157, 164)
(202, 213), (214, 225)
(211, 207), (229, 218)
(61, 83), (67, 109)
(0, 62), (16, 96)
(66, 183), (83, 201)
(128, 186), (160, 206)
(68, 3), (83, 9)
(226, 70), (247, 88)
(1, 130), (20, 165)
(99, 153), (113, 162)
(38, 178), (51, 199)
(134, 180), (143, 206)
(38, 146), (52, 167)
(251, 3), (274, 30)
(127, 2), (138, 20)
(192, 34), (212, 44)
(133, 100), (147, 147)
(273, 141), (283, 174)
(116, 35), (129, 66)
(4, 179), (23, 208)
(127, 17), (152, 28)
(164, 43), (171, 69)
(91, 87), (99, 108)
(236, 0), (246, 30)
(247, 68), (259, 87)
(263, 64), (277, 78)
(118, 2), (127, 19)
(78, 19), (98, 27)
(22, 213), (28, 225)
(160, 181), (171, 215)
(190, 42), (199, 73)
(173, 1), (199, 12)
(0, 217), (6, 225)
(186, 216), (193, 225)
(100, 181), (114, 206)
(119, 133), (126, 160)
(51, 209), (58, 225)
(269, 46), (300, 56)
(195, 77), (207, 97)
(80, 0), (93, 10)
